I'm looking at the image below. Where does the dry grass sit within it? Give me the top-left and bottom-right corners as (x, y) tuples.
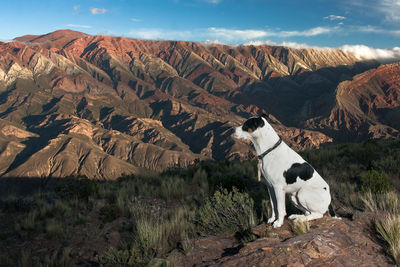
(376, 214), (400, 263)
(291, 219), (310, 236)
(361, 190), (400, 263)
(133, 217), (165, 261)
(45, 219), (64, 239)
(361, 191), (399, 214)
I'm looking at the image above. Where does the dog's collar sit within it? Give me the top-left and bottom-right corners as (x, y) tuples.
(257, 137), (282, 160)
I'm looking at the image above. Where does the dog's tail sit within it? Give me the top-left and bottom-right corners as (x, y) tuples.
(328, 203), (336, 217)
(328, 203), (341, 219)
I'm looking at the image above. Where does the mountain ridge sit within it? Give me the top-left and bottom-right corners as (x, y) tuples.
(0, 30), (398, 178)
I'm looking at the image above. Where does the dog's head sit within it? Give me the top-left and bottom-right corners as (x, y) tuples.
(233, 115), (269, 141)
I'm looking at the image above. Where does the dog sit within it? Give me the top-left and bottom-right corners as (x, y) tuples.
(233, 115), (333, 228)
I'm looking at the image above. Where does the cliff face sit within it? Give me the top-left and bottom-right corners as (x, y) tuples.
(304, 62), (400, 141)
(0, 30), (398, 178)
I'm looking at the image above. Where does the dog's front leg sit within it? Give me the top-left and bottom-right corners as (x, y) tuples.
(266, 184), (276, 223)
(272, 186), (286, 228)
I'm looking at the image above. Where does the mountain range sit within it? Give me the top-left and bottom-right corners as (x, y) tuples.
(0, 29), (399, 178)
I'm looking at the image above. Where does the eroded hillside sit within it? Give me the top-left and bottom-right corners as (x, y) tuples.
(0, 30), (398, 178)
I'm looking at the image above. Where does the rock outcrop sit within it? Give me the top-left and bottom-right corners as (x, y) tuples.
(169, 216), (392, 266)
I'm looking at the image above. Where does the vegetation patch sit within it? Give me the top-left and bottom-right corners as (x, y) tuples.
(291, 219), (311, 236)
(360, 170), (392, 194)
(376, 213), (400, 263)
(1, 139), (399, 265)
(196, 187), (257, 240)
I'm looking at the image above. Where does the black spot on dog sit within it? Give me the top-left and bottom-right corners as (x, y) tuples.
(283, 162), (314, 184)
(242, 116), (264, 133)
(323, 187), (327, 191)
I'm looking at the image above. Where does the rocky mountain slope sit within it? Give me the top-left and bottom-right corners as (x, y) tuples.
(0, 30), (399, 178)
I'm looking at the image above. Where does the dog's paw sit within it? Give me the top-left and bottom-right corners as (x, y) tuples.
(272, 220), (283, 228)
(267, 216), (276, 224)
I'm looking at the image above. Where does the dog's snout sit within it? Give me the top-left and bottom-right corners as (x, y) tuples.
(233, 126), (243, 139)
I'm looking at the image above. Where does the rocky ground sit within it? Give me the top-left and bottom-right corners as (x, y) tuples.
(168, 214), (393, 266)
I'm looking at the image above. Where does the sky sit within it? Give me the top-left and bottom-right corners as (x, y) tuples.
(1, 0), (400, 56)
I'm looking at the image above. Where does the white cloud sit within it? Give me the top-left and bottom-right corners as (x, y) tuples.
(207, 27), (271, 41)
(278, 27), (334, 37)
(128, 29), (195, 40)
(350, 25), (400, 36)
(245, 40), (400, 62)
(350, 0), (400, 23)
(339, 44), (400, 61)
(125, 26), (400, 63)
(207, 26), (334, 41)
(202, 0), (223, 3)
(324, 15), (346, 21)
(73, 5), (80, 11)
(66, 24), (92, 29)
(377, 0), (400, 22)
(90, 8), (108, 15)
(131, 18), (141, 22)
(244, 40), (333, 50)
(128, 26), (335, 43)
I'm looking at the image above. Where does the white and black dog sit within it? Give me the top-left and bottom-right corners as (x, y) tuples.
(234, 115), (333, 228)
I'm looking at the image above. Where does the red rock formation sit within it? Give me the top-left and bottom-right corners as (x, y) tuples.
(0, 30), (397, 178)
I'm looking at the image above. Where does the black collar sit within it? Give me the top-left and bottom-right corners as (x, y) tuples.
(257, 137), (282, 160)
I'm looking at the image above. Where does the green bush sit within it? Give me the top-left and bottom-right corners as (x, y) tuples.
(54, 176), (98, 200)
(99, 203), (121, 223)
(361, 170), (393, 194)
(196, 187), (257, 238)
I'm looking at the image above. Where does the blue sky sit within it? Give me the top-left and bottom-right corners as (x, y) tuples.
(1, 0), (400, 51)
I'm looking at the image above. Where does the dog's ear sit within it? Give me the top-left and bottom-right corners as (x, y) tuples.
(261, 114), (269, 121)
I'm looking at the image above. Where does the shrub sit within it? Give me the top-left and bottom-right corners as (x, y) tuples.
(162, 207), (194, 250)
(192, 168), (209, 198)
(54, 176), (98, 200)
(99, 206), (194, 265)
(45, 219), (64, 239)
(54, 200), (71, 217)
(42, 247), (73, 267)
(74, 214), (89, 226)
(196, 187), (257, 237)
(160, 176), (186, 200)
(0, 195), (33, 212)
(361, 170), (393, 194)
(99, 203), (121, 223)
(98, 247), (135, 266)
(14, 210), (37, 239)
(133, 218), (165, 263)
